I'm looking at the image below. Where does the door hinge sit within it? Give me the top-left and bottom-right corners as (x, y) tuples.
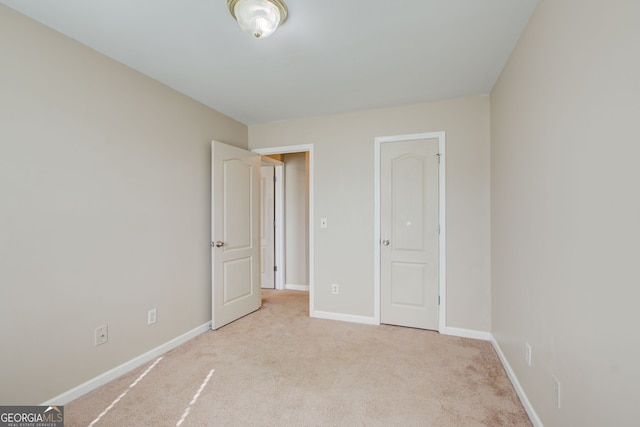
(437, 153), (441, 164)
(438, 295), (441, 306)
(273, 220), (276, 228)
(274, 265), (278, 272)
(273, 175), (277, 183)
(438, 225), (441, 235)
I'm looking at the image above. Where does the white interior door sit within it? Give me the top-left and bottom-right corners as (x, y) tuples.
(260, 165), (275, 289)
(211, 141), (261, 330)
(380, 138), (439, 330)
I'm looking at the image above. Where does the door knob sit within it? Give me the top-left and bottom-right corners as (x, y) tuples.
(211, 241), (225, 248)
(382, 239), (390, 246)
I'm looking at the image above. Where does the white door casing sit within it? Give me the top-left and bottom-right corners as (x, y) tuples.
(211, 141), (261, 330)
(260, 165), (275, 289)
(375, 132), (446, 331)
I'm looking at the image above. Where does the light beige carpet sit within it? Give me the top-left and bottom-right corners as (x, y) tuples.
(65, 290), (532, 426)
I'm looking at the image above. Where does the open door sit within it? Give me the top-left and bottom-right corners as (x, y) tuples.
(211, 141), (261, 330)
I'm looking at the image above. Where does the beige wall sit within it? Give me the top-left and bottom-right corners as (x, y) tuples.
(491, 1), (640, 425)
(0, 5), (247, 404)
(250, 96), (491, 330)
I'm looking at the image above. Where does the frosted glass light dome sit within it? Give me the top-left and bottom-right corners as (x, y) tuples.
(228, 0), (288, 39)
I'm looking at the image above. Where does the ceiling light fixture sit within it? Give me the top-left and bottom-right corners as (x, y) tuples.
(227, 0), (288, 39)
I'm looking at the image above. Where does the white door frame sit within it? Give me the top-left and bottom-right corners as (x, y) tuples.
(260, 157), (285, 290)
(374, 132), (446, 332)
(252, 145), (314, 314)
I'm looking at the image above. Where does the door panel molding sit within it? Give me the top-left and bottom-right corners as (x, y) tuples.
(374, 132), (446, 332)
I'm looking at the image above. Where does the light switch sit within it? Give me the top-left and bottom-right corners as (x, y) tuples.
(320, 218), (328, 229)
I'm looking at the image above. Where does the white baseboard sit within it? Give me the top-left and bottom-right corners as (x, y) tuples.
(41, 321), (212, 405)
(311, 310), (378, 325)
(442, 327), (492, 341)
(490, 335), (543, 427)
(284, 284), (310, 291)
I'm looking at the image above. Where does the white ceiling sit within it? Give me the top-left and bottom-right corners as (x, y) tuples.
(1, 0), (538, 125)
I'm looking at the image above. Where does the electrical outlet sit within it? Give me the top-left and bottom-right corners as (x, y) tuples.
(524, 342), (532, 367)
(320, 218), (328, 229)
(148, 308), (157, 325)
(331, 283), (339, 294)
(552, 376), (561, 408)
(95, 325), (108, 346)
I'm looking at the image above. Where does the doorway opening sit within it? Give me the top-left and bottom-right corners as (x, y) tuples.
(260, 156), (284, 290)
(253, 145), (315, 316)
